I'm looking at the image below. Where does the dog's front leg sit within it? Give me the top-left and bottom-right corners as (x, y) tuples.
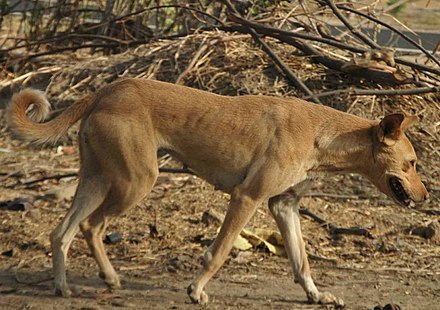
(188, 187), (261, 304)
(269, 197), (344, 307)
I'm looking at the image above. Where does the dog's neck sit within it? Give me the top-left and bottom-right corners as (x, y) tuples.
(312, 115), (376, 174)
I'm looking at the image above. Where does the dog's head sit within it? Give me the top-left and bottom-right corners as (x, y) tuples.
(366, 112), (429, 207)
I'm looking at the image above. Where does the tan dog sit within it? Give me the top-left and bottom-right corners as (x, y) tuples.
(7, 78), (428, 307)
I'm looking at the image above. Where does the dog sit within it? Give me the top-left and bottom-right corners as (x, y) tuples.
(6, 78), (428, 307)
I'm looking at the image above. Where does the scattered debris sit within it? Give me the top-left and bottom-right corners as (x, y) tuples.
(43, 183), (78, 202)
(148, 223), (159, 239)
(104, 232), (123, 245)
(300, 207), (374, 238)
(232, 251), (253, 264)
(167, 254), (197, 273)
(0, 197), (34, 212)
(374, 303), (402, 310)
(201, 209), (224, 226)
(56, 146), (76, 155)
(408, 221), (440, 244)
(1, 249), (15, 257)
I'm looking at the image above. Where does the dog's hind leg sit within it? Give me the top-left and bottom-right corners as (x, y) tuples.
(268, 189), (344, 307)
(79, 207), (119, 289)
(50, 175), (110, 297)
(79, 163), (158, 290)
(51, 113), (158, 297)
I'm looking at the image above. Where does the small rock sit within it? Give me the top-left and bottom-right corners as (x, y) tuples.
(409, 221), (440, 243)
(201, 209), (224, 226)
(23, 208), (41, 220)
(148, 223), (159, 238)
(374, 239), (398, 253)
(190, 234), (212, 247)
(233, 251), (253, 264)
(1, 249), (16, 257)
(104, 232), (122, 244)
(111, 300), (134, 307)
(374, 304), (401, 310)
(167, 254), (195, 273)
(19, 241), (38, 251)
(44, 183), (77, 202)
(0, 197), (34, 212)
(61, 146), (76, 155)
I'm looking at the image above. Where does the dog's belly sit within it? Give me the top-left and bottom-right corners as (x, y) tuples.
(163, 149), (247, 193)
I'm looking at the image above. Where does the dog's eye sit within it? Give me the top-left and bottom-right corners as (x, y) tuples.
(403, 160), (416, 172)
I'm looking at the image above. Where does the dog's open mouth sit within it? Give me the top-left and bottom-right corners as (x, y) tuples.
(389, 176), (411, 206)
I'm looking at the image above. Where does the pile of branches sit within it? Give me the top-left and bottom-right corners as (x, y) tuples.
(1, 0), (440, 102)
(223, 0), (440, 103)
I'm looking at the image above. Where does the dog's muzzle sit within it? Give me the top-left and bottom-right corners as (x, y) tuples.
(388, 176), (411, 207)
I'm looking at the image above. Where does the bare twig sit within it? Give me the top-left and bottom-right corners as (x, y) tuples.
(0, 66), (62, 88)
(159, 167), (194, 175)
(10, 167), (194, 188)
(299, 207), (374, 238)
(3, 33), (128, 53)
(228, 15), (366, 55)
(176, 37), (211, 84)
(307, 252), (337, 264)
(323, 0), (380, 49)
(338, 4), (440, 67)
(305, 86), (440, 99)
(14, 173), (78, 188)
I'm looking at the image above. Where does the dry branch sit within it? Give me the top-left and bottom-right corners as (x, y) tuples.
(226, 15), (440, 80)
(299, 207), (374, 238)
(337, 4), (440, 67)
(323, 0), (380, 49)
(305, 85), (440, 99)
(12, 167), (194, 188)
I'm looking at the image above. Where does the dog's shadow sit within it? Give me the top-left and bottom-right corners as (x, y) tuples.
(0, 269), (157, 299)
(0, 269), (310, 306)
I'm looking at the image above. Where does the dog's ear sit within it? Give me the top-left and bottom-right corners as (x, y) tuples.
(377, 112), (417, 146)
(401, 113), (418, 130)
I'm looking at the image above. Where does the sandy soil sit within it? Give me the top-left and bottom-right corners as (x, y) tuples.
(0, 137), (439, 310)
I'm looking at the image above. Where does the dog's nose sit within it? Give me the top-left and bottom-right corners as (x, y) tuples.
(424, 191), (429, 201)
(421, 182), (429, 201)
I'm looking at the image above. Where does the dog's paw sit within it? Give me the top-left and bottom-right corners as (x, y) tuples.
(308, 291), (344, 308)
(318, 291), (344, 308)
(187, 284), (209, 305)
(99, 271), (122, 289)
(54, 286), (72, 298)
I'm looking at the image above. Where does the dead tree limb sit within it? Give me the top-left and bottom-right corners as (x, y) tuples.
(228, 15), (366, 54)
(227, 20), (418, 86)
(11, 167), (194, 188)
(225, 17), (440, 77)
(323, 0), (380, 49)
(8, 173), (78, 188)
(305, 85), (440, 99)
(299, 207), (374, 238)
(338, 4), (440, 67)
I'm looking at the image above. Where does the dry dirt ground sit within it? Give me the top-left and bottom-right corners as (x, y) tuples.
(0, 111), (439, 310)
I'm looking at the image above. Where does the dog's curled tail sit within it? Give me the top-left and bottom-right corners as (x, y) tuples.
(7, 89), (96, 145)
